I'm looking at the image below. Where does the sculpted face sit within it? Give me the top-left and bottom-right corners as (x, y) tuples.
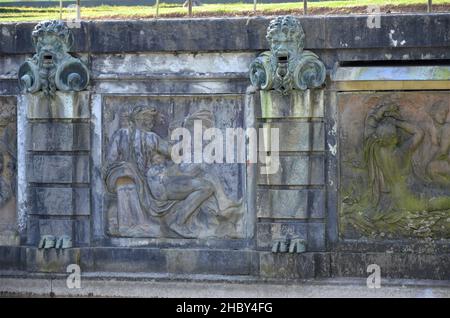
(134, 113), (155, 131)
(36, 35), (62, 69)
(269, 28), (300, 62)
(130, 107), (158, 132)
(266, 16), (305, 62)
(32, 20), (72, 70)
(431, 103), (449, 125)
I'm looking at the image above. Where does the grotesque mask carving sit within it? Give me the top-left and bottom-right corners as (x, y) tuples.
(18, 20), (89, 96)
(249, 16), (326, 94)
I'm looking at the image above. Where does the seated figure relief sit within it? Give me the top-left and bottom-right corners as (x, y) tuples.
(340, 96), (450, 239)
(105, 105), (243, 239)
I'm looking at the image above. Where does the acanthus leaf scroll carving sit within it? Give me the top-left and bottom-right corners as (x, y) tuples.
(249, 16), (326, 95)
(18, 20), (89, 97)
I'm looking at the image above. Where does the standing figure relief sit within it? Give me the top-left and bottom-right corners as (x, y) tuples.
(340, 96), (450, 239)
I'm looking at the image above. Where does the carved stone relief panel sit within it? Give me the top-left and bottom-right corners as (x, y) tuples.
(0, 96), (17, 245)
(103, 95), (248, 240)
(339, 92), (450, 239)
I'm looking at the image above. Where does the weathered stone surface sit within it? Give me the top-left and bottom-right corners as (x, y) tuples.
(0, 246), (26, 271)
(29, 123), (90, 151)
(89, 248), (166, 273)
(259, 252), (316, 279)
(25, 247), (82, 273)
(257, 189), (325, 219)
(335, 240), (450, 255)
(27, 155), (89, 184)
(330, 252), (450, 280)
(258, 90), (324, 119)
(87, 19), (268, 54)
(0, 80), (19, 96)
(30, 187), (90, 216)
(260, 121), (324, 152)
(92, 52), (255, 76)
(26, 91), (90, 119)
(3, 15), (450, 54)
(257, 222), (326, 251)
(0, 55), (22, 79)
(94, 78), (249, 95)
(257, 155), (324, 186)
(166, 249), (259, 276)
(85, 248), (258, 275)
(27, 216), (90, 246)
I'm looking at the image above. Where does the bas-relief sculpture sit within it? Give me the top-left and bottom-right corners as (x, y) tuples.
(0, 97), (17, 244)
(249, 16), (326, 95)
(18, 20), (89, 96)
(103, 96), (245, 239)
(339, 93), (450, 239)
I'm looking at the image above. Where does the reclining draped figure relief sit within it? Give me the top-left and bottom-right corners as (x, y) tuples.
(104, 105), (244, 239)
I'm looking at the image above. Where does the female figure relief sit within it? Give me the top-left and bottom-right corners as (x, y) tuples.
(363, 102), (450, 214)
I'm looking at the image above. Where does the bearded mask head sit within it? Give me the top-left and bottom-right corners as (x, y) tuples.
(266, 16), (305, 62)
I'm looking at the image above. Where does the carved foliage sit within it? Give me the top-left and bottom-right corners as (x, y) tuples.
(18, 20), (89, 96)
(249, 16), (326, 94)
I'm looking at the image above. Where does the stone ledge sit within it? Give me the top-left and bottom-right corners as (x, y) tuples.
(0, 275), (449, 298)
(0, 247), (449, 280)
(1, 14), (449, 54)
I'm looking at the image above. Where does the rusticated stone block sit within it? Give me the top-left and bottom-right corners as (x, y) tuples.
(257, 155), (324, 186)
(259, 252), (331, 279)
(260, 121), (324, 152)
(330, 252), (450, 280)
(165, 249), (259, 276)
(27, 155), (89, 184)
(25, 248), (82, 273)
(26, 91), (90, 119)
(258, 89), (324, 119)
(257, 189), (325, 219)
(27, 216), (90, 246)
(0, 246), (26, 271)
(257, 222), (325, 251)
(90, 248), (166, 273)
(259, 252), (315, 279)
(31, 187), (90, 216)
(29, 123), (90, 151)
